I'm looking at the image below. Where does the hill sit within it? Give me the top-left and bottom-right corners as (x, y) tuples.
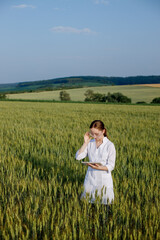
(0, 75), (160, 93)
(7, 84), (160, 103)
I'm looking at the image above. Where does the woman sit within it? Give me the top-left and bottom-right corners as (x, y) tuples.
(76, 120), (116, 204)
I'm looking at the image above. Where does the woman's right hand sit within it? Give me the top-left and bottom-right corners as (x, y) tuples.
(77, 132), (92, 157)
(84, 132), (92, 144)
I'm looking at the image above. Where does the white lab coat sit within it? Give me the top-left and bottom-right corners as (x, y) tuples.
(76, 137), (116, 204)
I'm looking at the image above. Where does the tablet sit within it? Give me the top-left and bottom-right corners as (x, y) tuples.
(81, 162), (103, 166)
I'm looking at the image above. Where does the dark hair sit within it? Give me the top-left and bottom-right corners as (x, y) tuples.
(90, 120), (108, 138)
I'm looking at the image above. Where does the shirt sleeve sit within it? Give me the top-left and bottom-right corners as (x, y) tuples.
(75, 145), (88, 160)
(103, 143), (116, 173)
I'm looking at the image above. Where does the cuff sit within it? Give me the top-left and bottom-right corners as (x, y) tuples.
(75, 150), (86, 160)
(105, 164), (113, 173)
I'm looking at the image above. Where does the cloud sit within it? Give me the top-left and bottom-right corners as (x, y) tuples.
(53, 8), (60, 11)
(94, 0), (109, 5)
(12, 4), (36, 9)
(50, 26), (95, 34)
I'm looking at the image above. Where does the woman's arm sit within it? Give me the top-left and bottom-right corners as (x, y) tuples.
(87, 163), (108, 171)
(75, 132), (92, 160)
(105, 143), (116, 172)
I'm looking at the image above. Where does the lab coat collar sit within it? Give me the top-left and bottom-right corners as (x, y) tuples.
(91, 136), (108, 147)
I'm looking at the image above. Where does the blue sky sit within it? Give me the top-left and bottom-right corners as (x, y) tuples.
(0, 0), (160, 84)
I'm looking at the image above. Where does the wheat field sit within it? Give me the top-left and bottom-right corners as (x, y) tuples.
(0, 101), (159, 239)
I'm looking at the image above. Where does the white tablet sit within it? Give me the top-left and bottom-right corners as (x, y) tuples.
(81, 162), (103, 166)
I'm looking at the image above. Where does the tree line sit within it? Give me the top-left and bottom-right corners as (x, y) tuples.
(1, 75), (160, 93)
(59, 90), (160, 104)
(84, 90), (132, 103)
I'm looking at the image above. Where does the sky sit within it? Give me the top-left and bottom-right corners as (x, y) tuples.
(0, 0), (160, 84)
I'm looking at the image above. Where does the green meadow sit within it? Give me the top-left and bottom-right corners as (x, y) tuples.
(0, 101), (159, 239)
(7, 85), (160, 103)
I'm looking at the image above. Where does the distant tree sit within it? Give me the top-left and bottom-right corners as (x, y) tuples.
(107, 92), (116, 103)
(84, 90), (131, 103)
(91, 93), (106, 102)
(0, 94), (7, 100)
(59, 91), (71, 101)
(117, 94), (131, 103)
(84, 90), (106, 102)
(151, 97), (160, 104)
(106, 92), (131, 103)
(84, 90), (94, 101)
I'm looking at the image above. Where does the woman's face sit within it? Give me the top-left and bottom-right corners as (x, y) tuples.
(90, 128), (104, 141)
